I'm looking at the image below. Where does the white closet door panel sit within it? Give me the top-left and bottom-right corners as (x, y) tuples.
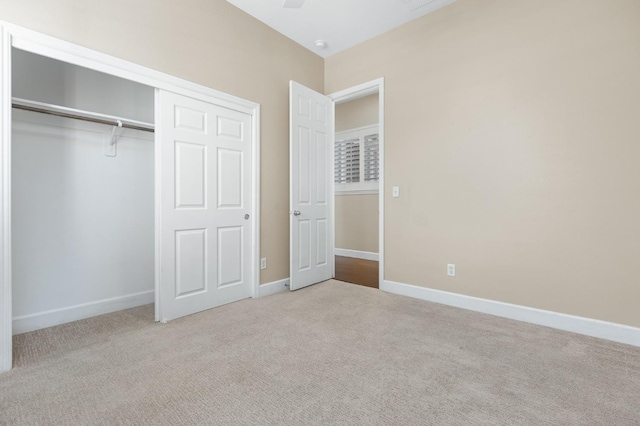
(175, 142), (207, 209)
(159, 90), (252, 321)
(217, 116), (243, 140)
(218, 226), (243, 287)
(175, 105), (207, 133)
(218, 148), (243, 208)
(175, 229), (207, 297)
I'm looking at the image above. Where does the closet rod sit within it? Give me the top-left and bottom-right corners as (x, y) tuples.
(11, 98), (155, 133)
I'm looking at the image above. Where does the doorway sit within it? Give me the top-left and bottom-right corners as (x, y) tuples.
(333, 94), (380, 288)
(288, 79), (384, 292)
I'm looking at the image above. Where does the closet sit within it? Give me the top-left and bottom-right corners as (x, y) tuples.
(11, 49), (155, 334)
(0, 25), (260, 372)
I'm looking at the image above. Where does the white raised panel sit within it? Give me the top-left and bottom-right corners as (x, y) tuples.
(316, 132), (327, 204)
(175, 141), (206, 209)
(218, 227), (243, 287)
(175, 105), (207, 133)
(218, 148), (242, 208)
(298, 219), (311, 271)
(175, 229), (207, 297)
(298, 95), (311, 119)
(217, 116), (243, 140)
(298, 127), (310, 205)
(316, 103), (327, 125)
(316, 219), (327, 266)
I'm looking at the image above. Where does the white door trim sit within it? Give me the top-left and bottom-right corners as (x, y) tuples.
(328, 78), (385, 287)
(0, 24), (12, 373)
(0, 21), (261, 372)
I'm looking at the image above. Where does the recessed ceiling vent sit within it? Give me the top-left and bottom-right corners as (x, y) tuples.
(282, 0), (306, 8)
(401, 0), (438, 12)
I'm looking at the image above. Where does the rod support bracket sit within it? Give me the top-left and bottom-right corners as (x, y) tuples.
(104, 120), (123, 157)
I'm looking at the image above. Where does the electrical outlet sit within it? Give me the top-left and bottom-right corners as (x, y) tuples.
(261, 258), (267, 270)
(447, 264), (456, 277)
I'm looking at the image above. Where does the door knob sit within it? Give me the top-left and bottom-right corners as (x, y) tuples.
(293, 210), (301, 216)
(244, 214), (250, 220)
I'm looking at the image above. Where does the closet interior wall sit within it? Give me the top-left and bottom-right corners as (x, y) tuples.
(11, 49), (155, 333)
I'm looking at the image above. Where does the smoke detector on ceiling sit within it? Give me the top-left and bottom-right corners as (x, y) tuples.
(315, 40), (327, 50)
(282, 0), (306, 8)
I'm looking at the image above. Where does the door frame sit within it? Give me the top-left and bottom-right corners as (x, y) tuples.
(328, 78), (385, 287)
(0, 21), (261, 372)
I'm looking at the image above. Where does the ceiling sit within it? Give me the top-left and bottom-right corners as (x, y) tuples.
(226, 0), (456, 58)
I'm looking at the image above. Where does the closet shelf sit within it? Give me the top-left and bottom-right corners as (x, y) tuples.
(11, 97), (154, 133)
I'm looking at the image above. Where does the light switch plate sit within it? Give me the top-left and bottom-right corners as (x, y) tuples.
(392, 186), (400, 198)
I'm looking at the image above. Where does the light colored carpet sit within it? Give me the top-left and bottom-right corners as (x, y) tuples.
(1, 280), (639, 425)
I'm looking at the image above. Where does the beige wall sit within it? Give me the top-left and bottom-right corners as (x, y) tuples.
(335, 94), (378, 132)
(335, 194), (378, 253)
(0, 0), (324, 284)
(326, 0), (640, 327)
(335, 94), (379, 254)
(4, 0), (640, 328)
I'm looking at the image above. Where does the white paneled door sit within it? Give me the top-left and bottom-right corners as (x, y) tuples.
(289, 81), (334, 290)
(159, 90), (252, 321)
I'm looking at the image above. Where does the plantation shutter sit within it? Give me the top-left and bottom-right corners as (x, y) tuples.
(334, 138), (360, 183)
(334, 125), (379, 193)
(364, 133), (379, 182)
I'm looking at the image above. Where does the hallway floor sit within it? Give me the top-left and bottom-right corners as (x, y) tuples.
(334, 255), (379, 288)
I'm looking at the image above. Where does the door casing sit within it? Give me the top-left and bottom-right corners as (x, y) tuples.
(0, 21), (261, 372)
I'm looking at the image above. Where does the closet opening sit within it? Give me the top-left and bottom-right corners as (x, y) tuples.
(11, 48), (155, 365)
(333, 93), (380, 289)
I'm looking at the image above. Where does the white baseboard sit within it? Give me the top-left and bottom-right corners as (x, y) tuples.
(258, 278), (290, 298)
(12, 290), (154, 335)
(381, 280), (640, 347)
(334, 248), (379, 261)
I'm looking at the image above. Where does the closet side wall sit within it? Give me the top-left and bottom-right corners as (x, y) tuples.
(335, 95), (379, 254)
(12, 55), (154, 330)
(0, 0), (325, 285)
